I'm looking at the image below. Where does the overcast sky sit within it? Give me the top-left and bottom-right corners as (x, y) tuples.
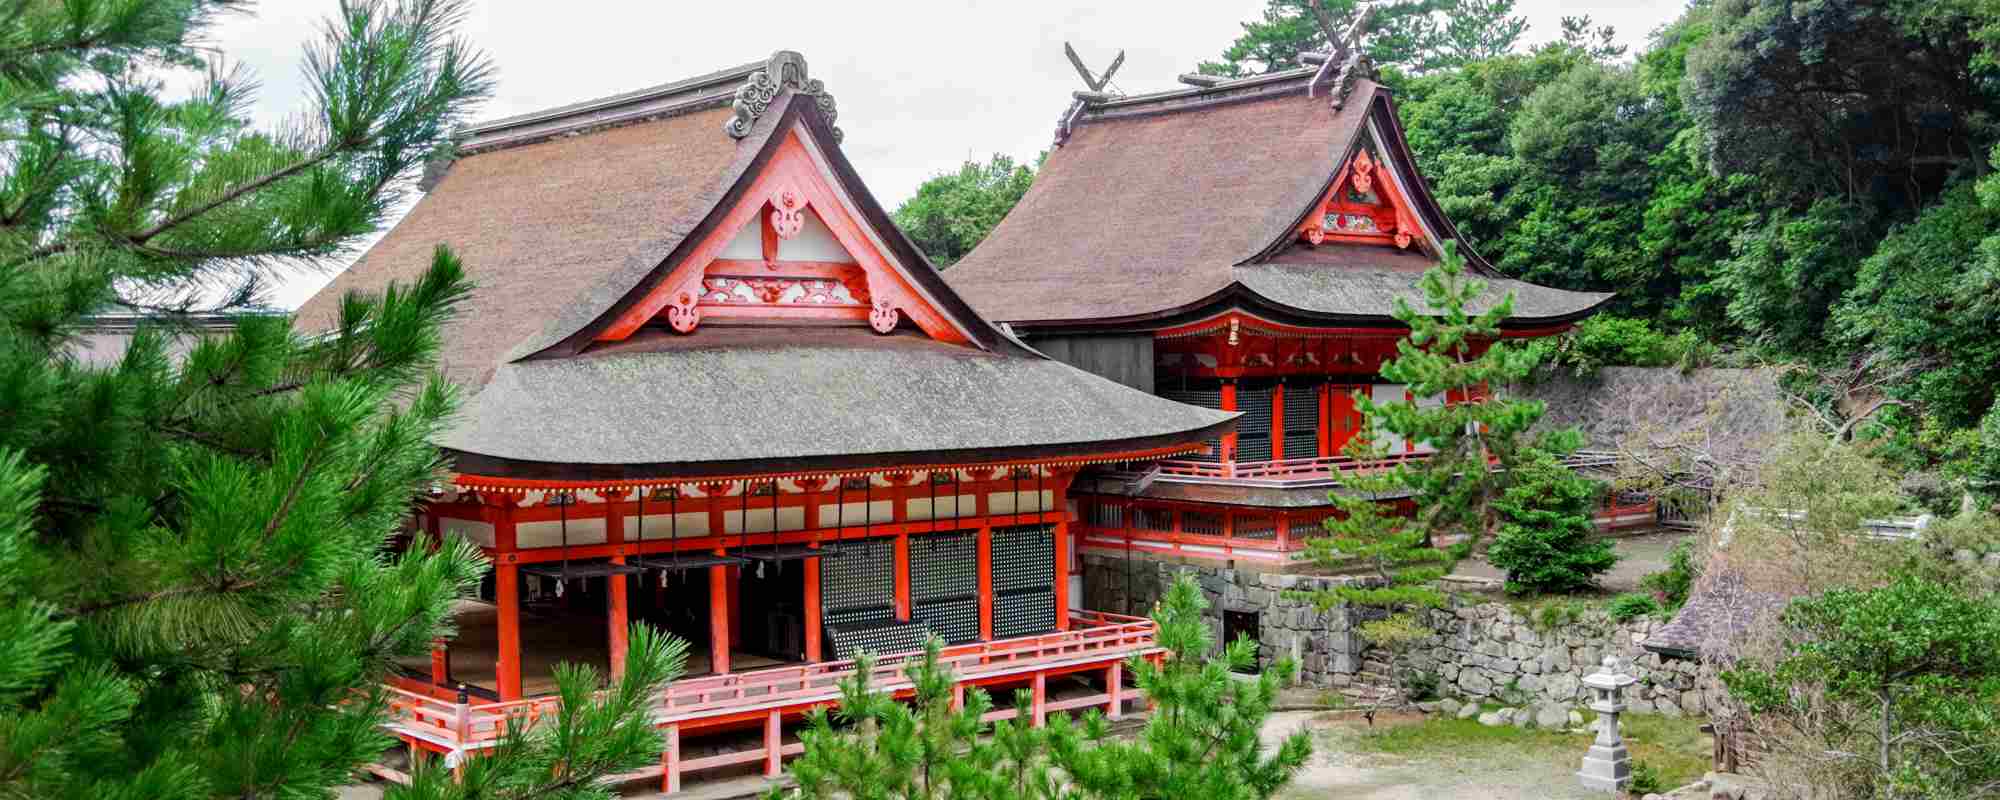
(209, 0), (1688, 309)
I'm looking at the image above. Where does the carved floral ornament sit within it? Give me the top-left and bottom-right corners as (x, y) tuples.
(724, 51), (842, 143)
(1298, 145), (1419, 251)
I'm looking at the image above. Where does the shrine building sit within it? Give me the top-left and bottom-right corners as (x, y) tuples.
(294, 52), (1231, 791)
(945, 64), (1615, 574)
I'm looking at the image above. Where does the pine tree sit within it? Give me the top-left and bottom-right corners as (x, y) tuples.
(778, 637), (1056, 800)
(0, 3), (678, 797)
(1301, 439), (1454, 609)
(390, 626), (690, 800)
(1051, 575), (1313, 800)
(1361, 239), (1581, 546)
(1486, 450), (1616, 594)
(776, 576), (1312, 800)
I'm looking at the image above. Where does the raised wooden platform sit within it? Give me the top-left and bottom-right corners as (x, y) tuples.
(375, 609), (1158, 793)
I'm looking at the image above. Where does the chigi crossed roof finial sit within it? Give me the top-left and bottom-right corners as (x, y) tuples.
(1053, 42), (1126, 145)
(1301, 0), (1379, 109)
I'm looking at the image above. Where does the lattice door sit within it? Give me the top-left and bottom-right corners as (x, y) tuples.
(991, 525), (1056, 638)
(909, 530), (978, 644)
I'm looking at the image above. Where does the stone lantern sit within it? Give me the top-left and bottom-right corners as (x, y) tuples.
(1578, 655), (1636, 793)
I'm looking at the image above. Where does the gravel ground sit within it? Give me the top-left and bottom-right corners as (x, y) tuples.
(1450, 529), (1691, 593)
(1269, 711), (1602, 800)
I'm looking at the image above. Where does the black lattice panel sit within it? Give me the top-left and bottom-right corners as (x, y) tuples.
(826, 619), (931, 660)
(911, 597), (979, 644)
(1163, 388), (1226, 462)
(821, 538), (893, 617)
(823, 604), (894, 632)
(909, 531), (976, 603)
(1283, 384), (1321, 457)
(993, 588), (1056, 639)
(1236, 386), (1274, 462)
(991, 525), (1054, 593)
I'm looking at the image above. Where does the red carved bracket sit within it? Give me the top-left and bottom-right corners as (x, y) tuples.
(666, 291), (700, 333)
(868, 299), (900, 334)
(769, 188), (805, 239)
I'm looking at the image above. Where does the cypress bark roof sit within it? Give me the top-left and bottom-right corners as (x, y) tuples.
(443, 328), (1233, 480)
(294, 52), (1234, 477)
(945, 74), (1610, 328)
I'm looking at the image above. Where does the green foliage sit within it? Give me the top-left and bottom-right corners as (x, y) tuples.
(777, 575), (1312, 800)
(1836, 176), (2000, 429)
(1364, 240), (1579, 543)
(1487, 450), (1616, 594)
(1607, 593), (1660, 623)
(0, 3), (668, 797)
(890, 153), (1037, 268)
(1627, 759), (1665, 795)
(777, 637), (1050, 800)
(392, 626), (688, 800)
(1722, 576), (2000, 797)
(1639, 539), (1699, 612)
(1514, 597), (1587, 632)
(1196, 0), (1528, 78)
(1300, 440), (1452, 610)
(1053, 574), (1313, 799)
(1535, 315), (1712, 377)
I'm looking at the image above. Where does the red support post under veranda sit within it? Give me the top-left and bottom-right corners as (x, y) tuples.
(709, 555), (731, 675)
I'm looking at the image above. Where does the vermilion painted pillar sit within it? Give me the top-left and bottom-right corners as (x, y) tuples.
(976, 526), (994, 640)
(429, 639), (448, 686)
(495, 562), (522, 700)
(1220, 380), (1239, 470)
(1271, 382), (1286, 461)
(1053, 519), (1071, 631)
(1318, 383), (1333, 458)
(893, 533), (911, 621)
(1031, 672), (1048, 727)
(804, 553), (823, 662)
(605, 494), (629, 682)
(1106, 661), (1124, 719)
(709, 557), (731, 675)
(727, 565), (742, 641)
(764, 710), (784, 777)
(661, 723), (681, 793)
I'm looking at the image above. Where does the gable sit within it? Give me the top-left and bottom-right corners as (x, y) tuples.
(1292, 127), (1431, 255)
(583, 126), (973, 346)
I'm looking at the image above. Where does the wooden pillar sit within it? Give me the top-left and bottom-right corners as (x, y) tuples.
(1220, 379), (1239, 472)
(893, 532), (911, 621)
(764, 710), (784, 777)
(1106, 661), (1124, 719)
(661, 723), (681, 793)
(1318, 382), (1333, 458)
(1031, 671), (1047, 727)
(1271, 382), (1285, 461)
(606, 494), (629, 682)
(976, 526), (994, 640)
(495, 562), (523, 701)
(429, 639), (448, 686)
(804, 553), (823, 662)
(709, 557), (731, 675)
(1053, 519), (1071, 631)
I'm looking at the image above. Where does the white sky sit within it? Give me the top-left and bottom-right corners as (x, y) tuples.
(209, 0), (1687, 309)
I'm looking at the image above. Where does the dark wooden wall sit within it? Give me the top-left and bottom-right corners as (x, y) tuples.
(1029, 334), (1154, 393)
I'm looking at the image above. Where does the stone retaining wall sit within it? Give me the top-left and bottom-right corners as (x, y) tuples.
(1080, 553), (1722, 714)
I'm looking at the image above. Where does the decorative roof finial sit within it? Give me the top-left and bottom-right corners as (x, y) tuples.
(1054, 42), (1126, 145)
(725, 50), (841, 143)
(1301, 0), (1379, 109)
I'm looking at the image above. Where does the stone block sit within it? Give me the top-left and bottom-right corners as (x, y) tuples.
(1457, 670), (1493, 696)
(1578, 743), (1631, 793)
(1457, 702), (1481, 720)
(1534, 703), (1569, 729)
(1438, 698), (1462, 716)
(1477, 710), (1506, 727)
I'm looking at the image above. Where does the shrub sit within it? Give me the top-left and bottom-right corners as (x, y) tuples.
(1538, 315), (1713, 377)
(1639, 539), (1700, 612)
(1488, 450), (1619, 594)
(1608, 592), (1660, 622)
(1628, 759), (1666, 795)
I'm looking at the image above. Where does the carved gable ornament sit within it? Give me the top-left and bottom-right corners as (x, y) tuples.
(1297, 142), (1423, 252)
(724, 51), (842, 143)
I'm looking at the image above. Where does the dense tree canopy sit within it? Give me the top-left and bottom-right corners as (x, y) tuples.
(891, 154), (1037, 268)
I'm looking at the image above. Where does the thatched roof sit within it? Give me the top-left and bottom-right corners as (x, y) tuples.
(945, 73), (1608, 329)
(295, 52), (1233, 478)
